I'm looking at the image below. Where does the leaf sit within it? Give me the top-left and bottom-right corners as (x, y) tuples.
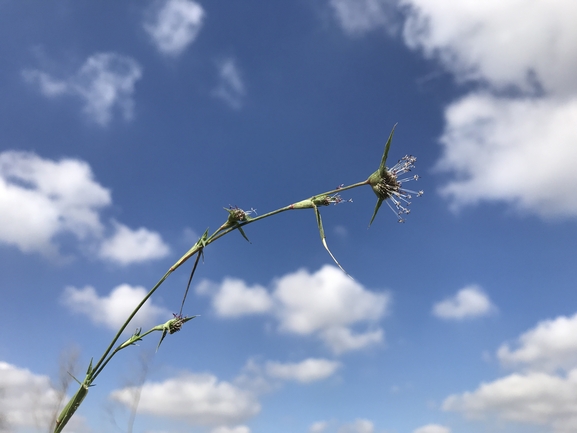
(378, 123), (397, 177)
(368, 198), (384, 227)
(313, 206), (352, 279)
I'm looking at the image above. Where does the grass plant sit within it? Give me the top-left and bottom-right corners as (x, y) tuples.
(53, 125), (422, 432)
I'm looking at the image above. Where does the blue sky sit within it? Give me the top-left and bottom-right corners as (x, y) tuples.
(1, 1), (577, 433)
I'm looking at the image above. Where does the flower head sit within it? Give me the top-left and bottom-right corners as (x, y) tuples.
(367, 125), (423, 225)
(218, 205), (255, 242)
(224, 205), (254, 224)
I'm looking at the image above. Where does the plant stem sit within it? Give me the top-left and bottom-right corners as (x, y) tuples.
(54, 176), (370, 433)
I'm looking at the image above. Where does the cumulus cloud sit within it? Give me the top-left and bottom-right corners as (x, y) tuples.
(98, 221), (170, 265)
(401, 0), (577, 95)
(265, 358), (341, 383)
(328, 0), (399, 36)
(23, 52), (142, 126)
(197, 265), (390, 354)
(432, 285), (495, 320)
(497, 312), (577, 372)
(197, 278), (272, 317)
(0, 151), (169, 264)
(213, 58), (246, 109)
(110, 372), (260, 427)
(0, 361), (86, 432)
(398, 0), (577, 218)
(443, 311), (577, 432)
(443, 369), (577, 433)
(61, 284), (170, 329)
(144, 0), (204, 56)
(435, 93), (577, 217)
(413, 424), (450, 433)
(0, 151), (110, 256)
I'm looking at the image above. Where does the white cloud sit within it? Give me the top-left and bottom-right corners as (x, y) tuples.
(435, 93), (577, 217)
(329, 0), (399, 36)
(432, 285), (494, 320)
(497, 313), (577, 372)
(61, 284), (170, 330)
(443, 369), (577, 433)
(0, 361), (87, 432)
(211, 426), (250, 433)
(0, 151), (110, 256)
(197, 278), (272, 317)
(337, 418), (374, 433)
(398, 0), (577, 218)
(98, 221), (170, 265)
(144, 0), (204, 56)
(401, 0), (577, 95)
(413, 424), (451, 433)
(0, 151), (170, 264)
(110, 372), (260, 427)
(320, 326), (383, 354)
(273, 266), (388, 353)
(213, 58), (246, 109)
(265, 358), (341, 383)
(443, 311), (577, 432)
(309, 420), (329, 433)
(23, 52), (142, 126)
(197, 265), (390, 354)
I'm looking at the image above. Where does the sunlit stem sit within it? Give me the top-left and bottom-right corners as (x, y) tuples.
(54, 177), (371, 433)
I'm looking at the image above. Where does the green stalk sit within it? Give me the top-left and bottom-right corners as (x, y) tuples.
(54, 177), (372, 433)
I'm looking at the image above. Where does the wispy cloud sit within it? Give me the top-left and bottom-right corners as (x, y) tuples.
(23, 52), (142, 126)
(337, 418), (374, 433)
(61, 284), (170, 330)
(144, 0), (205, 56)
(197, 265), (389, 354)
(328, 0), (399, 36)
(309, 421), (329, 433)
(0, 151), (169, 265)
(213, 58), (246, 109)
(211, 426), (251, 433)
(432, 285), (495, 320)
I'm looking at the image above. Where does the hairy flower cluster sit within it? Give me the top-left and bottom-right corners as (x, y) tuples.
(223, 205), (257, 225)
(315, 193), (353, 207)
(168, 314), (186, 334)
(371, 155), (423, 223)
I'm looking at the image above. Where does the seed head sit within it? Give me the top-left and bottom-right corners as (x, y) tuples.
(367, 125), (423, 225)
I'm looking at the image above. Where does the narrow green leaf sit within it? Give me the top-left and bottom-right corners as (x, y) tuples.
(369, 198), (384, 227)
(378, 123), (397, 176)
(313, 206), (352, 278)
(237, 225), (251, 243)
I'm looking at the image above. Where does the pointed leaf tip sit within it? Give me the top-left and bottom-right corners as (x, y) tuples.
(368, 198), (384, 227)
(379, 123), (397, 176)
